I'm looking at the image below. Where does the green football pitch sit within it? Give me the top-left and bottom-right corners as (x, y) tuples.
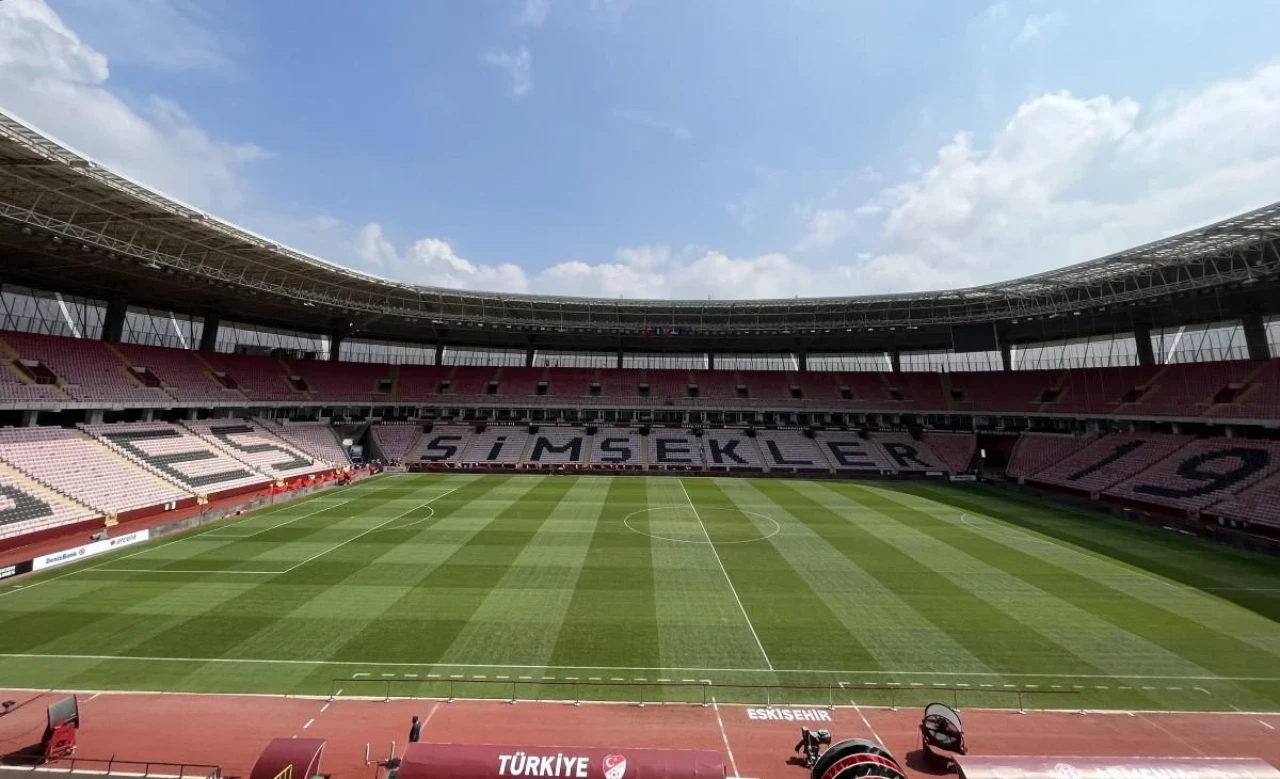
(1, 473), (1278, 712)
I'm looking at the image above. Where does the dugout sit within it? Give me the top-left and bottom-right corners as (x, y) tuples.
(810, 739), (905, 779)
(395, 744), (723, 779)
(250, 738), (326, 779)
(955, 756), (1280, 779)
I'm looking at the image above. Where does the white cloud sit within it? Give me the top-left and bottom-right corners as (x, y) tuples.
(869, 64), (1280, 287)
(515, 0), (550, 27)
(0, 0), (266, 212)
(53, 0), (232, 72)
(356, 224), (529, 294)
(483, 47), (533, 99)
(1015, 10), (1066, 44)
(615, 110), (693, 141)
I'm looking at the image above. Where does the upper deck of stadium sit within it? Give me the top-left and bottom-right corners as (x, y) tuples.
(2, 109), (1280, 357)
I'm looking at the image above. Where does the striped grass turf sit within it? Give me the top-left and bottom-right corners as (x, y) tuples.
(0, 473), (1276, 712)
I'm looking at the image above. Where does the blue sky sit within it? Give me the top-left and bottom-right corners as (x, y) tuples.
(2, 0), (1280, 299)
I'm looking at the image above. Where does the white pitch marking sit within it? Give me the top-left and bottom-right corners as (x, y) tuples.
(212, 500), (353, 541)
(302, 718), (315, 729)
(839, 682), (882, 744)
(0, 486), (370, 597)
(711, 697), (742, 779)
(320, 702), (331, 713)
(1260, 720), (1276, 731)
(281, 489), (460, 573)
(96, 568), (280, 574)
(678, 478), (773, 672)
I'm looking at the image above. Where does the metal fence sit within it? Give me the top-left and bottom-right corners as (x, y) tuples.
(0, 756), (221, 779)
(330, 677), (1077, 713)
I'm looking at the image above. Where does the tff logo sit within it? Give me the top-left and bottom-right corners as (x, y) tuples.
(602, 755), (627, 779)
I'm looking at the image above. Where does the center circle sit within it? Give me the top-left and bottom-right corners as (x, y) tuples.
(623, 505), (781, 545)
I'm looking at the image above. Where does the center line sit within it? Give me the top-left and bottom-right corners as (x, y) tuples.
(678, 479), (773, 671)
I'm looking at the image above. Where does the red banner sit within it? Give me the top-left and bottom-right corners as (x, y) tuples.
(398, 744), (724, 779)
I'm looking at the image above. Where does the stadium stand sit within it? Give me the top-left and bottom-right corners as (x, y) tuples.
(410, 425), (476, 464)
(283, 359), (393, 404)
(0, 461), (97, 542)
(921, 432), (976, 473)
(600, 369), (644, 401)
(882, 372), (949, 411)
(812, 430), (895, 472)
(737, 371), (791, 401)
(591, 427), (643, 466)
(0, 363), (64, 402)
(80, 421), (267, 493)
(372, 424), (422, 462)
(947, 370), (1059, 415)
(757, 430), (828, 472)
(395, 365), (453, 402)
(495, 367), (544, 398)
(1104, 437), (1280, 512)
(544, 367), (596, 399)
(1029, 432), (1192, 494)
(0, 427), (190, 513)
(691, 371), (741, 401)
(182, 419), (329, 478)
(870, 431), (949, 472)
(260, 420), (352, 466)
(701, 429), (764, 470)
(646, 428), (702, 467)
(446, 367), (499, 397)
(1053, 366), (1157, 415)
(525, 427), (588, 464)
(1210, 471), (1280, 529)
(3, 331), (168, 403)
(115, 343), (243, 403)
(463, 426), (528, 464)
(646, 370), (691, 404)
(1006, 432), (1094, 478)
(788, 371), (848, 403)
(1211, 359), (1280, 420)
(199, 353), (308, 402)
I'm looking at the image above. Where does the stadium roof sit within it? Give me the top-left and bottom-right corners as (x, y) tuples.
(1, 109), (1279, 354)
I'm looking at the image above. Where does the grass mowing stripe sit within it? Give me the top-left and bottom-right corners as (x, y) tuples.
(678, 478), (880, 673)
(54, 480), (471, 693)
(643, 478), (774, 674)
(549, 476), (660, 670)
(0, 491), (380, 656)
(905, 482), (1280, 622)
(733, 479), (1011, 674)
(898, 487), (1280, 658)
(435, 476), (609, 667)
(317, 476), (577, 674)
(836, 481), (1280, 710)
(678, 478), (773, 670)
(721, 479), (992, 673)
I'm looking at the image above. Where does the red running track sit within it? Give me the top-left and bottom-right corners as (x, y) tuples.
(0, 691), (1277, 779)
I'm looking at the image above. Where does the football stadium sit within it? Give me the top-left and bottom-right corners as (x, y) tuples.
(2, 45), (1280, 779)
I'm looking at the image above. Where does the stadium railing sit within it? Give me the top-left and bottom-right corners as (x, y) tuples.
(330, 676), (1076, 713)
(0, 756), (221, 779)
